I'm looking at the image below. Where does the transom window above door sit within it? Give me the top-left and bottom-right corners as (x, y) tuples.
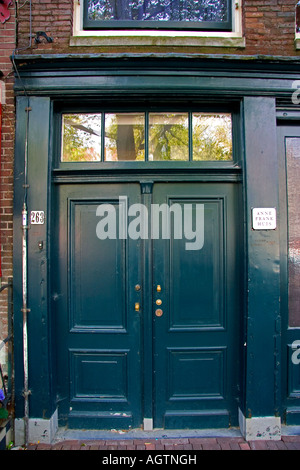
(61, 112), (233, 162)
(84, 0), (232, 31)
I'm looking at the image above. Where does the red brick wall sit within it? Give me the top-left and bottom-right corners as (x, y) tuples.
(0, 4), (15, 357)
(16, 0), (73, 53)
(244, 0), (298, 55)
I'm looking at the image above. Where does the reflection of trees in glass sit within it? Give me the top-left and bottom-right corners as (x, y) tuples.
(87, 0), (228, 22)
(62, 114), (102, 162)
(61, 112), (233, 162)
(105, 114), (145, 161)
(193, 114), (232, 161)
(149, 113), (189, 161)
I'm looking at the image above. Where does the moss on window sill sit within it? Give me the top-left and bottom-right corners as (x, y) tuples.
(70, 34), (246, 49)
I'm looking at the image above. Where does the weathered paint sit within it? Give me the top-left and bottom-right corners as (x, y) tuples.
(12, 55), (300, 442)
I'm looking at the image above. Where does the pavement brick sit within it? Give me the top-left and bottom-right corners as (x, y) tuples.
(239, 442), (251, 450)
(153, 444), (165, 450)
(229, 441), (242, 450)
(282, 442), (300, 450)
(23, 434), (300, 451)
(217, 437), (237, 450)
(35, 443), (52, 450)
(50, 442), (64, 450)
(191, 443), (202, 450)
(282, 436), (300, 442)
(116, 439), (135, 446)
(144, 443), (156, 450)
(27, 444), (38, 450)
(282, 436), (300, 448)
(249, 441), (270, 450)
(190, 437), (218, 445)
(272, 440), (288, 450)
(265, 440), (284, 450)
(201, 443), (222, 450)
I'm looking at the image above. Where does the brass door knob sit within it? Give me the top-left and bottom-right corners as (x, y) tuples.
(156, 299), (162, 306)
(155, 309), (163, 317)
(135, 303), (140, 312)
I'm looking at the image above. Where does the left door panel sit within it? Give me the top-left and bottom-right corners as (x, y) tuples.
(53, 183), (143, 429)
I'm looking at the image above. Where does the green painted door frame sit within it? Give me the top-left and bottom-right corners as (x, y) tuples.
(51, 179), (242, 430)
(241, 97), (281, 419)
(13, 96), (54, 420)
(12, 55), (296, 433)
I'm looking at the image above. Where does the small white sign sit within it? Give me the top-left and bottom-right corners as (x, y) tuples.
(252, 208), (276, 230)
(30, 211), (45, 225)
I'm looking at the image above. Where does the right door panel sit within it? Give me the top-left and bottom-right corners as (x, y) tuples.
(152, 182), (242, 429)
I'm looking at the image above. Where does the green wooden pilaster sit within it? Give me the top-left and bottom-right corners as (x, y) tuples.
(242, 97), (281, 423)
(13, 96), (55, 421)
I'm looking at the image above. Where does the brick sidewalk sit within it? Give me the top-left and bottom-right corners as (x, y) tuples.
(25, 436), (300, 451)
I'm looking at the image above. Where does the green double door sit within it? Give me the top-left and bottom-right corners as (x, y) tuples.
(54, 180), (242, 430)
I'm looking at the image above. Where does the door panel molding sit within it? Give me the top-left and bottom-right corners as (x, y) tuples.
(167, 347), (227, 401)
(167, 197), (225, 331)
(69, 199), (128, 333)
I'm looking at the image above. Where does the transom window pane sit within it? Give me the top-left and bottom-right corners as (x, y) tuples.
(193, 113), (232, 161)
(62, 114), (102, 162)
(61, 112), (233, 162)
(104, 113), (145, 161)
(84, 0), (231, 30)
(149, 113), (189, 161)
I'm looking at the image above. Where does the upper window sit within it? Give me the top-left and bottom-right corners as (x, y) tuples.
(83, 0), (232, 31)
(61, 112), (233, 162)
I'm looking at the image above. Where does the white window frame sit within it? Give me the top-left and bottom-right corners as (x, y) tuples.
(296, 2), (300, 49)
(71, 0), (245, 48)
(295, 33), (300, 49)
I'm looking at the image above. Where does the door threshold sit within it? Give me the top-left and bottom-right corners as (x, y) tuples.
(52, 426), (242, 443)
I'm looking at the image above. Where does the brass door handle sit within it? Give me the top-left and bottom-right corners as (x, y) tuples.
(135, 302), (140, 312)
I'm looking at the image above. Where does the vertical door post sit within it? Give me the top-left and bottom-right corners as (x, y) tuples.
(240, 97), (281, 440)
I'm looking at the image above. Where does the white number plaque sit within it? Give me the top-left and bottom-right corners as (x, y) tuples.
(30, 211), (45, 225)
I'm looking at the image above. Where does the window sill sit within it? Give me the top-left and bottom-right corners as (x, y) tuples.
(70, 31), (245, 49)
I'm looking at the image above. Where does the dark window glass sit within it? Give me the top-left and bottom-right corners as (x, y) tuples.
(84, 0), (231, 30)
(286, 137), (300, 327)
